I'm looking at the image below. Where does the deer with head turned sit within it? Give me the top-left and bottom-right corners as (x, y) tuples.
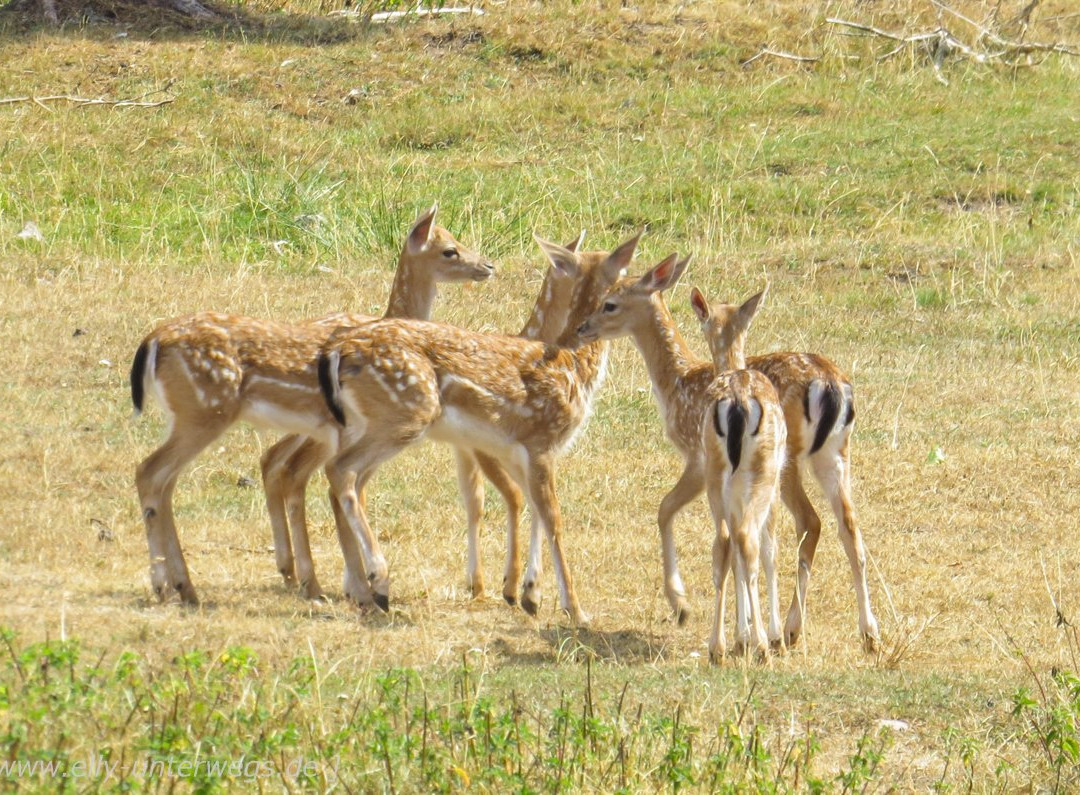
(263, 226), (588, 608)
(576, 259), (784, 660)
(691, 287), (785, 660)
(454, 231), (592, 606)
(692, 288), (879, 651)
(130, 204), (493, 607)
(316, 232), (643, 622)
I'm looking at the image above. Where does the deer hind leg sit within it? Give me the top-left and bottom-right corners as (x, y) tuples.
(327, 386), (437, 612)
(326, 438), (411, 613)
(328, 482), (373, 607)
(657, 461), (705, 625)
(475, 451), (524, 606)
(708, 522), (734, 665)
(812, 446), (879, 652)
(455, 449), (486, 598)
(280, 437), (334, 601)
(136, 416), (231, 605)
(731, 515), (767, 659)
(520, 511), (543, 617)
(706, 482), (731, 664)
(261, 434), (307, 584)
(759, 504), (784, 650)
(780, 462), (822, 648)
(523, 454), (587, 626)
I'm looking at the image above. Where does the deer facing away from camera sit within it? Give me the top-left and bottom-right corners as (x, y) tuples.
(690, 287), (785, 660)
(131, 205), (493, 607)
(576, 258), (784, 659)
(316, 232), (642, 622)
(692, 291), (879, 651)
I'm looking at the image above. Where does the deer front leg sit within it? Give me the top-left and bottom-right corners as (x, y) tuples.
(475, 451), (524, 606)
(281, 437), (333, 601)
(260, 434), (307, 584)
(525, 454), (588, 626)
(455, 449), (486, 598)
(520, 512), (543, 616)
(658, 461), (705, 625)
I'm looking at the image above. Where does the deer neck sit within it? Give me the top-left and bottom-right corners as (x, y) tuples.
(383, 254), (438, 320)
(520, 270), (567, 343)
(713, 331), (746, 372)
(631, 300), (701, 403)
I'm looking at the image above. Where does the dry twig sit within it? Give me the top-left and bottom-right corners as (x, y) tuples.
(740, 46), (821, 67)
(0, 94), (174, 109)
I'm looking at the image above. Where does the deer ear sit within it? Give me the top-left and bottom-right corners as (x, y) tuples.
(535, 234), (580, 278)
(564, 230), (586, 253)
(602, 228), (644, 282)
(735, 285), (767, 331)
(690, 287), (710, 321)
(637, 253), (688, 294)
(407, 203), (438, 255)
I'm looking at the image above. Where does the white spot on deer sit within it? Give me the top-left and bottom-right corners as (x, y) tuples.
(247, 374), (320, 394)
(372, 373), (400, 404)
(177, 357), (209, 406)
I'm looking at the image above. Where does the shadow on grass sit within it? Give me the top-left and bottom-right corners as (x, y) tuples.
(492, 624), (673, 666)
(0, 0), (390, 46)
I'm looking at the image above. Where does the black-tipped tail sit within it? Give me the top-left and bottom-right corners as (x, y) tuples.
(808, 381), (842, 455)
(130, 340), (150, 413)
(712, 400), (747, 472)
(317, 352), (346, 425)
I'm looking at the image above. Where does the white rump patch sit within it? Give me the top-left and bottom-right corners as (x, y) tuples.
(747, 398), (762, 436)
(714, 398), (733, 436)
(807, 380), (827, 427)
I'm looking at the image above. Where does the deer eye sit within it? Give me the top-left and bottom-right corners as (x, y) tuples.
(442, 248), (458, 258)
(603, 301), (617, 313)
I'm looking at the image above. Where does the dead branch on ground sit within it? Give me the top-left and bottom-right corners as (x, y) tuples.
(0, 94), (175, 109)
(741, 2), (1078, 81)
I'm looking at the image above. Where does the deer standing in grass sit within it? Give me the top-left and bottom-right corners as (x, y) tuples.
(130, 205), (493, 607)
(455, 231), (596, 605)
(692, 290), (880, 651)
(691, 287), (785, 660)
(576, 258), (784, 659)
(317, 232), (642, 621)
(265, 227), (589, 608)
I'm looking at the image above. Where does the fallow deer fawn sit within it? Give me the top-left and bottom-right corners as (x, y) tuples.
(455, 231), (594, 605)
(693, 291), (880, 651)
(576, 259), (784, 659)
(264, 227), (588, 608)
(130, 205), (493, 607)
(317, 232), (642, 622)
(690, 287), (785, 661)
(258, 205), (498, 603)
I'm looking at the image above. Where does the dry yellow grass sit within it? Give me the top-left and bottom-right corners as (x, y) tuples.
(2, 0), (1079, 787)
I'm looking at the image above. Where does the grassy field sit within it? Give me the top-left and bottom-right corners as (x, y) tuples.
(2, 0), (1080, 789)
